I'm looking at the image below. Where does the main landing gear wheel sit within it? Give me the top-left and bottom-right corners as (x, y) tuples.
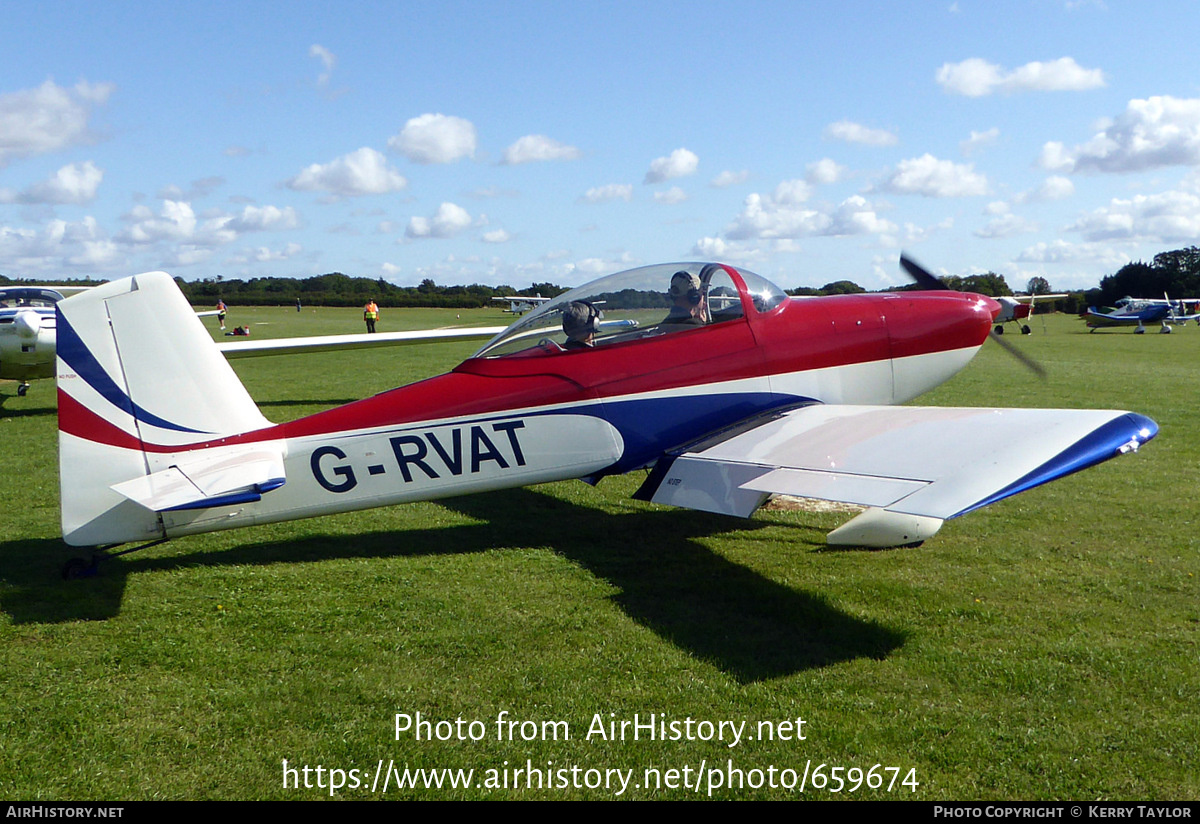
(62, 557), (98, 580)
(994, 325), (1004, 335)
(1021, 325), (1031, 335)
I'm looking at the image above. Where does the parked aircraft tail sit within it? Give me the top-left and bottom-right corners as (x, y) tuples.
(57, 273), (281, 546)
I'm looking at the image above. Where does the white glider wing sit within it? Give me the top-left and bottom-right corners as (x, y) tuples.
(639, 404), (1157, 547)
(216, 327), (507, 359)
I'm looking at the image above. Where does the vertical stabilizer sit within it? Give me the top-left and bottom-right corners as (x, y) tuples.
(57, 272), (273, 546)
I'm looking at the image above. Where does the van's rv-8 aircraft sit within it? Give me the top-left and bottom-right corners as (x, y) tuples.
(56, 258), (1157, 578)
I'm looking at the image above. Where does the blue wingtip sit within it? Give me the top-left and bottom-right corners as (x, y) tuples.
(953, 412), (1158, 519)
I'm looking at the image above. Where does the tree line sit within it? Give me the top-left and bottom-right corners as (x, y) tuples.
(177, 273), (567, 308)
(5, 246), (1200, 311)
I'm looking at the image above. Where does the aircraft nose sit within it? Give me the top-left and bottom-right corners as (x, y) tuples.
(14, 310), (41, 339)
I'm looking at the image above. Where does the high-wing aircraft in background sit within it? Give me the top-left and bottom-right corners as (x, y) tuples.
(491, 294), (552, 314)
(992, 293), (1067, 335)
(55, 258), (1157, 578)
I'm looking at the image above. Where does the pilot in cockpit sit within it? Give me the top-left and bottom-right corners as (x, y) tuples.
(562, 300), (600, 349)
(662, 271), (708, 326)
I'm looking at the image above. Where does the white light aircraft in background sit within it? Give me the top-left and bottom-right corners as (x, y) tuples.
(491, 294), (552, 314)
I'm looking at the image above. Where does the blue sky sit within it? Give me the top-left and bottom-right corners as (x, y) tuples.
(2, 1), (1199, 291)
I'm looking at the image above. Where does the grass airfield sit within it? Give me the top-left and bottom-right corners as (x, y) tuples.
(0, 306), (1196, 800)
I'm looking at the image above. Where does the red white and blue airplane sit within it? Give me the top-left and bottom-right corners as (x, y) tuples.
(56, 258), (1157, 576)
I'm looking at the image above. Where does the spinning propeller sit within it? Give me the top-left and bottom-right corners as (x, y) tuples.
(900, 255), (1046, 378)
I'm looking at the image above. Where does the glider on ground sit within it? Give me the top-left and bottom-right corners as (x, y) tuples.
(0, 283), (503, 395)
(55, 258), (1156, 577)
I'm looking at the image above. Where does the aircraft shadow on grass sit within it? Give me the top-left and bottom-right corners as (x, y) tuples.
(1, 488), (905, 682)
(0, 399), (55, 417)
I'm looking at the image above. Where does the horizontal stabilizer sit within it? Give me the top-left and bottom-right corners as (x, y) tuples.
(112, 447), (285, 512)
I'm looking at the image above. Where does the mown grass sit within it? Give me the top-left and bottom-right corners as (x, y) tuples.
(0, 308), (1195, 800)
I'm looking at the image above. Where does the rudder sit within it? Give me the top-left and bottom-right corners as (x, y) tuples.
(57, 272), (274, 546)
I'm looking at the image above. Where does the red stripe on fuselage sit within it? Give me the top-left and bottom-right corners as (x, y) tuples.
(77, 290), (997, 455)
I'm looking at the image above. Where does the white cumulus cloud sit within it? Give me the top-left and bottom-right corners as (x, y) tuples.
(654, 186), (688, 204)
(1067, 190), (1200, 242)
(975, 213), (1037, 239)
(824, 120), (898, 146)
(880, 154), (989, 197)
(287, 147), (408, 196)
(501, 134), (581, 164)
(806, 158), (845, 185)
(228, 204), (300, 232)
(388, 113), (477, 164)
(0, 80), (113, 166)
(937, 57), (1104, 97)
(0, 161), (103, 204)
(711, 170), (749, 188)
(119, 200), (198, 244)
(960, 128), (999, 156)
(1038, 96), (1200, 174)
(406, 202), (473, 239)
(644, 148), (698, 183)
(725, 188), (895, 241)
(580, 183), (633, 203)
(310, 44), (336, 87)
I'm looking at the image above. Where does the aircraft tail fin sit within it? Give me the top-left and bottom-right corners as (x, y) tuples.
(57, 272), (276, 546)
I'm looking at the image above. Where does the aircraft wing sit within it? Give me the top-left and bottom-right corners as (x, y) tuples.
(637, 404), (1156, 547)
(216, 327), (507, 359)
(1016, 294), (1068, 303)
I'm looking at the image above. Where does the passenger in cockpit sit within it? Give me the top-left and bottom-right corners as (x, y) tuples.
(662, 271), (707, 326)
(562, 301), (599, 349)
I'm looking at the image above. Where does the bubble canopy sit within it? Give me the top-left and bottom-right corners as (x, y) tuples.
(473, 262), (788, 359)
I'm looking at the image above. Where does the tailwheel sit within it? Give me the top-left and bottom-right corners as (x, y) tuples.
(17, 382), (29, 397)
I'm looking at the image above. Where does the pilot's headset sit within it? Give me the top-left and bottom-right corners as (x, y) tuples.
(669, 271), (703, 306)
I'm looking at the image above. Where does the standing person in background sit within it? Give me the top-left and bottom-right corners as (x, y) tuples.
(364, 299), (379, 333)
(216, 298), (227, 330)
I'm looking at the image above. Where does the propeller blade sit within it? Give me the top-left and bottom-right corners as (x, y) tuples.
(988, 329), (1047, 378)
(900, 254), (948, 291)
(902, 254), (1047, 378)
